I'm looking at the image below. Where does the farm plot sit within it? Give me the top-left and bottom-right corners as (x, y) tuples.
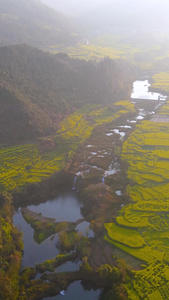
(0, 101), (134, 192)
(104, 114), (169, 298)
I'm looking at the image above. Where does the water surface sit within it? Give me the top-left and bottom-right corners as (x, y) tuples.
(28, 191), (83, 222)
(43, 281), (101, 300)
(13, 191), (83, 267)
(131, 80), (167, 100)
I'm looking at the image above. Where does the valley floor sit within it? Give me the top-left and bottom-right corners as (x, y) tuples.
(3, 71), (169, 300)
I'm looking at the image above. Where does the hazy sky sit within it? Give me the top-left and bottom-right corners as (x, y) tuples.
(41, 0), (169, 18)
(40, 0), (169, 14)
(41, 0), (114, 16)
(40, 0), (169, 33)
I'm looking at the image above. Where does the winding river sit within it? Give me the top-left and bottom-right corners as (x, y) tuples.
(13, 79), (167, 299)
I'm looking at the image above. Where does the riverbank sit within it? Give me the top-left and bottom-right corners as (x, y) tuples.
(12, 76), (169, 300)
(12, 101), (137, 300)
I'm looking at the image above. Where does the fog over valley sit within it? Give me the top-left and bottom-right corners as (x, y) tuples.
(1, 1), (169, 300)
(40, 0), (114, 16)
(41, 0), (169, 35)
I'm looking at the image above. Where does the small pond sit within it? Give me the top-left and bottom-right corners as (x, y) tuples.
(13, 190), (90, 268)
(28, 190), (82, 222)
(13, 189), (98, 298)
(43, 281), (101, 300)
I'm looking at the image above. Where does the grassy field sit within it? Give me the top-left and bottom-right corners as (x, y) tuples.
(152, 72), (169, 93)
(104, 99), (169, 298)
(48, 43), (128, 60)
(0, 100), (134, 193)
(48, 33), (169, 71)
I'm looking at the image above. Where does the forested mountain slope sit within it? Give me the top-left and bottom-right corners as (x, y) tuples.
(0, 44), (135, 141)
(0, 0), (79, 47)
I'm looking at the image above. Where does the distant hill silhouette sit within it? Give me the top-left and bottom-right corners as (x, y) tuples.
(40, 0), (112, 17)
(0, 0), (79, 47)
(81, 0), (169, 34)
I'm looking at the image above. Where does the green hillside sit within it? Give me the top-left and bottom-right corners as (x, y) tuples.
(0, 44), (135, 141)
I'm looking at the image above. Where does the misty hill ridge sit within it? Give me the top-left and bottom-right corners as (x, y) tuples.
(40, 0), (112, 17)
(81, 0), (169, 33)
(0, 44), (134, 141)
(0, 0), (79, 47)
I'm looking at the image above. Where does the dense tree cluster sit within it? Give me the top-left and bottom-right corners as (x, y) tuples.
(0, 192), (23, 300)
(0, 44), (135, 141)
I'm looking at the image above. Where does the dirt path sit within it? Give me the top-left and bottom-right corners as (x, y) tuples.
(89, 237), (115, 269)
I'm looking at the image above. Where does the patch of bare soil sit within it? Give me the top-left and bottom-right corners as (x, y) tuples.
(89, 237), (115, 269)
(151, 114), (169, 122)
(89, 237), (143, 271)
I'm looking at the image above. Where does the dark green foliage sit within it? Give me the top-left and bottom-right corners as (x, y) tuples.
(0, 191), (12, 208)
(21, 207), (76, 244)
(24, 279), (59, 300)
(20, 267), (37, 286)
(99, 285), (128, 300)
(80, 183), (117, 222)
(0, 44), (135, 141)
(0, 193), (23, 300)
(97, 264), (121, 285)
(77, 237), (91, 257)
(58, 230), (83, 251)
(36, 252), (78, 273)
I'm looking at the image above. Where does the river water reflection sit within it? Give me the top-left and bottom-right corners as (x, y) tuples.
(28, 190), (83, 222)
(13, 191), (84, 267)
(13, 190), (100, 299)
(13, 209), (60, 267)
(13, 78), (168, 299)
(43, 281), (101, 300)
(13, 78), (167, 299)
(131, 80), (167, 100)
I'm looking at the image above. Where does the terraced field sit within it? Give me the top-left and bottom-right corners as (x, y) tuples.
(49, 34), (169, 68)
(104, 100), (169, 299)
(152, 72), (169, 93)
(48, 43), (133, 60)
(0, 100), (134, 192)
